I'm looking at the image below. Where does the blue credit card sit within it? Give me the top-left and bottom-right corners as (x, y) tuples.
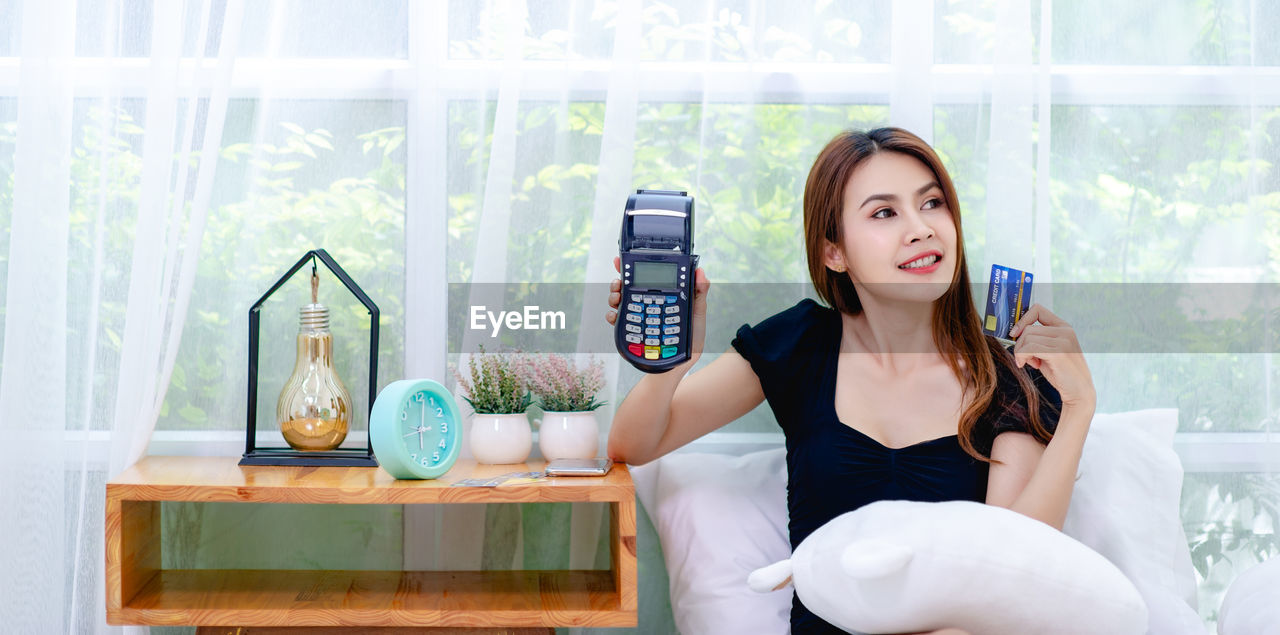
(982, 264), (1033, 341)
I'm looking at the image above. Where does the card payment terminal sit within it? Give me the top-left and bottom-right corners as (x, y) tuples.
(615, 189), (698, 373)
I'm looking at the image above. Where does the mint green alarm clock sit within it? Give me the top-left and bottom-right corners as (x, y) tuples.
(370, 379), (462, 479)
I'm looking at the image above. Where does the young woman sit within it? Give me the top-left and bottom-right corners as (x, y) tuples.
(604, 127), (1095, 635)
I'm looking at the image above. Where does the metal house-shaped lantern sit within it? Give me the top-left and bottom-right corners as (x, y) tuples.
(241, 249), (379, 467)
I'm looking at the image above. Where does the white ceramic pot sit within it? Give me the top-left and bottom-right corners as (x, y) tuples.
(469, 413), (532, 464)
(535, 411), (600, 460)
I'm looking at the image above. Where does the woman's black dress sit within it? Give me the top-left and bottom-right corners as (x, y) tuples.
(731, 299), (1063, 634)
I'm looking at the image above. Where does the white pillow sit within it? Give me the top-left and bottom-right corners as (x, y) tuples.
(633, 409), (1199, 634)
(748, 500), (1148, 635)
(631, 448), (791, 635)
(1063, 408), (1203, 635)
(1217, 555), (1280, 634)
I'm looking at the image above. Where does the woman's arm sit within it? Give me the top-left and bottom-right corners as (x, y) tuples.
(985, 303), (1096, 530)
(985, 405), (1091, 530)
(603, 257), (765, 465)
(606, 349), (765, 465)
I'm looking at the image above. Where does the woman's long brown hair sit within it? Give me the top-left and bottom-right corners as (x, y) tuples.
(803, 127), (1056, 461)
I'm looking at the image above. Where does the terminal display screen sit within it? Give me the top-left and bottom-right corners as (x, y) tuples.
(632, 261), (678, 288)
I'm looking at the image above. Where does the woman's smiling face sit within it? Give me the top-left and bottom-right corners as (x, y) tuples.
(825, 151), (958, 303)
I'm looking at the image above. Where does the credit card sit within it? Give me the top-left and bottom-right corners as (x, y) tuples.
(982, 264), (1033, 342)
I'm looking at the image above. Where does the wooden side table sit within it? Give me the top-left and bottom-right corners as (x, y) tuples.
(105, 456), (637, 629)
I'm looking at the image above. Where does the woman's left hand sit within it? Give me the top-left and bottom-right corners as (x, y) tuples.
(1008, 304), (1096, 411)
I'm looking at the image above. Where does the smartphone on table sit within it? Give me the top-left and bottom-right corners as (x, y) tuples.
(545, 458), (613, 477)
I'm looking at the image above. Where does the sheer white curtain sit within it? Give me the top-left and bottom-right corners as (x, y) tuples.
(0, 0), (240, 631)
(417, 0), (643, 581)
(0, 0), (74, 628)
(2, 0), (411, 629)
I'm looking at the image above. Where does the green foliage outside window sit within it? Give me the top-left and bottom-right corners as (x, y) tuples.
(5, 105), (408, 433)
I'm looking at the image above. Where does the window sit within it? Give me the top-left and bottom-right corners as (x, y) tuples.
(2, 1), (1276, 628)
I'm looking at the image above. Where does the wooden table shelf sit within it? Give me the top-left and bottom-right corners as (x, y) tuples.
(106, 456), (637, 629)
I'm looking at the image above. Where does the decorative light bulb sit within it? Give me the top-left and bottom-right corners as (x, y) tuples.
(277, 273), (351, 452)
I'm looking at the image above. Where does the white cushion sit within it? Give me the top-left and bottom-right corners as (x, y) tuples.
(748, 500), (1148, 635)
(1216, 554), (1280, 634)
(632, 448), (791, 635)
(633, 409), (1200, 634)
(1063, 408), (1203, 634)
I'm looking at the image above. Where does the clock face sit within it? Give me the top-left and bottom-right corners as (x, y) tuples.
(370, 379), (462, 479)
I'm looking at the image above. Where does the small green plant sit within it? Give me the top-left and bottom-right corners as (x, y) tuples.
(529, 354), (606, 412)
(454, 346), (533, 414)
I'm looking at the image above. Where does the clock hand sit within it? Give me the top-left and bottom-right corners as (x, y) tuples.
(419, 406), (425, 450)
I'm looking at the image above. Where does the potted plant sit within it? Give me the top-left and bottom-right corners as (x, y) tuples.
(455, 347), (534, 464)
(529, 354), (607, 460)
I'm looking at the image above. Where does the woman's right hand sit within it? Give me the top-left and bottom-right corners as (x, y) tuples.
(605, 256), (710, 367)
